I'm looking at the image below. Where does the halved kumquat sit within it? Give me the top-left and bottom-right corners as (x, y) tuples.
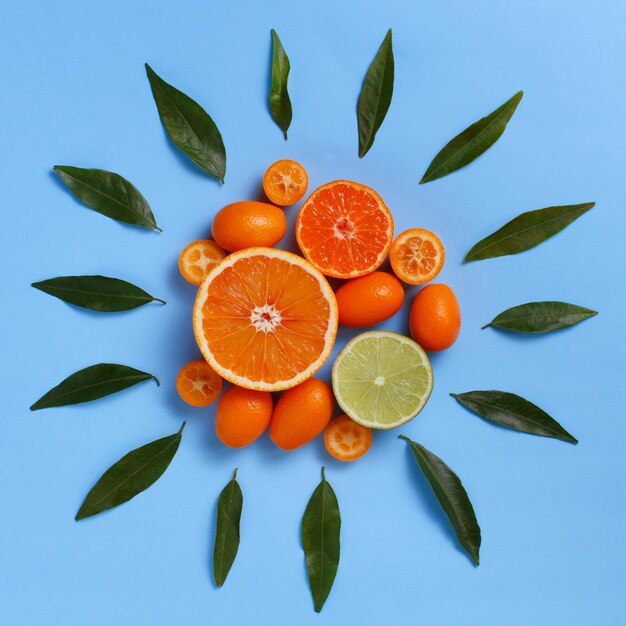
(390, 228), (445, 285)
(176, 360), (223, 407)
(263, 159), (308, 206)
(324, 414), (372, 462)
(178, 240), (226, 286)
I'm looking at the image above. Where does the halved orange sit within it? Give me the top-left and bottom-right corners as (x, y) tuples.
(390, 228), (445, 285)
(263, 159), (308, 206)
(178, 240), (226, 285)
(295, 180), (394, 279)
(193, 247), (338, 391)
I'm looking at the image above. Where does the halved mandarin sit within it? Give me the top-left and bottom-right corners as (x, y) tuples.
(176, 360), (223, 407)
(295, 180), (394, 279)
(389, 228), (445, 285)
(324, 414), (372, 462)
(263, 159), (308, 206)
(193, 248), (338, 392)
(178, 240), (226, 286)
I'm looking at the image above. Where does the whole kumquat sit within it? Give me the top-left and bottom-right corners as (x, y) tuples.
(410, 283), (461, 351)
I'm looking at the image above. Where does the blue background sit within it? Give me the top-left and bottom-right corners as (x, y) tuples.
(1, 1), (624, 624)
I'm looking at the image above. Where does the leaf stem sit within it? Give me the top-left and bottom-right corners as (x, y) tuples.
(178, 421), (187, 434)
(481, 323), (492, 330)
(232, 467), (238, 480)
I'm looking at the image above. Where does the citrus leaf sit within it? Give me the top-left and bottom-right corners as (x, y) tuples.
(357, 29), (394, 158)
(53, 166), (161, 231)
(400, 436), (481, 566)
(451, 391), (578, 444)
(420, 91), (523, 184)
(302, 468), (340, 612)
(145, 63), (226, 183)
(465, 202), (594, 262)
(269, 30), (292, 140)
(483, 301), (598, 333)
(32, 275), (166, 312)
(213, 468), (243, 587)
(31, 363), (159, 410)
(75, 422), (185, 520)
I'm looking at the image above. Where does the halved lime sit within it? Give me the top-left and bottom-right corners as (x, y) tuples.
(331, 331), (433, 429)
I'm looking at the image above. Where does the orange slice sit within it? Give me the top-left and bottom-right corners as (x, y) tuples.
(193, 247), (338, 391)
(263, 159), (308, 206)
(389, 228), (445, 285)
(295, 180), (394, 279)
(176, 360), (223, 407)
(324, 414), (372, 461)
(178, 240), (226, 285)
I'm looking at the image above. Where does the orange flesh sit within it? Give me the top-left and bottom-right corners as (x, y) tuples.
(324, 414), (372, 461)
(176, 360), (222, 407)
(296, 181), (393, 279)
(196, 251), (337, 389)
(179, 240), (225, 285)
(263, 159), (308, 206)
(391, 229), (444, 285)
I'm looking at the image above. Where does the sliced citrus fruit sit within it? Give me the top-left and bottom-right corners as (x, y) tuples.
(331, 330), (433, 429)
(390, 228), (445, 285)
(178, 240), (226, 286)
(193, 247), (338, 392)
(295, 180), (394, 279)
(176, 360), (223, 407)
(263, 159), (308, 206)
(324, 414), (372, 461)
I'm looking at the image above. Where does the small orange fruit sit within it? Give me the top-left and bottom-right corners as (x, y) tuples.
(211, 201), (286, 252)
(336, 271), (404, 327)
(410, 283), (461, 352)
(176, 360), (223, 407)
(324, 414), (372, 462)
(263, 159), (308, 206)
(390, 228), (445, 285)
(178, 240), (225, 285)
(269, 378), (334, 450)
(296, 180), (394, 279)
(215, 385), (273, 448)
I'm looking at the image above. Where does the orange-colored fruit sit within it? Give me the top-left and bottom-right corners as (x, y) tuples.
(176, 360), (223, 407)
(335, 271), (404, 327)
(193, 248), (338, 392)
(390, 228), (445, 285)
(410, 284), (461, 352)
(324, 414), (372, 462)
(211, 201), (286, 252)
(269, 378), (334, 450)
(295, 180), (394, 279)
(215, 385), (273, 448)
(263, 159), (308, 206)
(178, 240), (226, 286)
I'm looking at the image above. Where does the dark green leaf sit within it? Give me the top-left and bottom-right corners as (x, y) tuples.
(213, 468), (243, 587)
(451, 391), (577, 444)
(75, 422), (185, 520)
(302, 468), (340, 612)
(269, 30), (292, 140)
(465, 202), (594, 262)
(31, 363), (159, 411)
(420, 91), (523, 184)
(400, 435), (481, 566)
(32, 275), (165, 312)
(483, 301), (598, 333)
(145, 63), (226, 182)
(357, 29), (394, 158)
(53, 166), (161, 231)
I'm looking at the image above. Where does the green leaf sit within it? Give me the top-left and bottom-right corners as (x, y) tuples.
(32, 275), (166, 312)
(357, 29), (394, 158)
(31, 363), (159, 411)
(302, 468), (340, 612)
(465, 202), (594, 262)
(75, 422), (185, 520)
(145, 63), (226, 183)
(400, 436), (481, 565)
(269, 30), (292, 140)
(213, 468), (243, 587)
(420, 91), (523, 184)
(53, 166), (161, 231)
(483, 301), (598, 333)
(451, 391), (578, 444)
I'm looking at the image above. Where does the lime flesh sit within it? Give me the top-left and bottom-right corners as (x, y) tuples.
(331, 331), (433, 429)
